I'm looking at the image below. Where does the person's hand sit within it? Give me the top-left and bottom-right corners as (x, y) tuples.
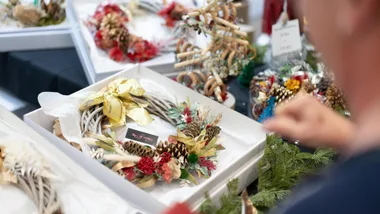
(263, 95), (355, 150)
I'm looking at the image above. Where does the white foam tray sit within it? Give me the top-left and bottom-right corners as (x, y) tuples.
(0, 104), (142, 214)
(24, 65), (266, 212)
(67, 0), (191, 84)
(0, 0), (73, 51)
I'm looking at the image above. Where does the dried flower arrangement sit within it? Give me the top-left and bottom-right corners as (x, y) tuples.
(0, 0), (65, 27)
(53, 78), (225, 188)
(249, 62), (348, 121)
(85, 0), (189, 63)
(174, 0), (254, 103)
(0, 139), (62, 214)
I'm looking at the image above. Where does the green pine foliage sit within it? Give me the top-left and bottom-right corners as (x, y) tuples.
(199, 179), (242, 214)
(238, 60), (255, 87)
(253, 135), (335, 212)
(252, 44), (268, 65)
(199, 135), (335, 214)
(250, 189), (291, 211)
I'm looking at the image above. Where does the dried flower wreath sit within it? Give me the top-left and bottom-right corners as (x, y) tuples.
(0, 0), (65, 27)
(250, 62), (348, 121)
(0, 139), (62, 214)
(53, 78), (225, 188)
(173, 0), (254, 102)
(86, 0), (189, 63)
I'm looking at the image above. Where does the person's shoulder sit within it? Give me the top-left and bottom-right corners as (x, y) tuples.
(272, 149), (380, 214)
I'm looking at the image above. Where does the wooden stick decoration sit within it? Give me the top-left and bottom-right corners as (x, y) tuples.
(215, 25), (247, 37)
(174, 55), (209, 68)
(175, 0), (254, 80)
(176, 50), (200, 59)
(187, 2), (242, 17)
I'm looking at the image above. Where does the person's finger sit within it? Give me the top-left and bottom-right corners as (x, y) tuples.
(275, 95), (311, 116)
(263, 117), (301, 138)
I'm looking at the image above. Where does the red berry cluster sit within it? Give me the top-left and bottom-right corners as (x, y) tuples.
(158, 152), (172, 166)
(158, 2), (177, 27)
(137, 157), (156, 175)
(90, 4), (158, 63)
(123, 167), (136, 181)
(127, 40), (158, 62)
(199, 157), (216, 172)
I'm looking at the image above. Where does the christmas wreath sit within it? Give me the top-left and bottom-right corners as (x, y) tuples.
(0, 0), (65, 27)
(249, 62), (349, 122)
(173, 0), (254, 103)
(85, 1), (189, 63)
(53, 78), (225, 188)
(0, 138), (62, 213)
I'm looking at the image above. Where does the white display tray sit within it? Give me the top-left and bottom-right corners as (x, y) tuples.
(0, 2), (73, 52)
(0, 105), (140, 214)
(24, 65), (266, 211)
(67, 0), (192, 84)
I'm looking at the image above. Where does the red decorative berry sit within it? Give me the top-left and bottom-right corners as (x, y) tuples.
(269, 75), (275, 85)
(127, 40), (158, 62)
(109, 46), (124, 62)
(221, 91), (228, 102)
(185, 115), (192, 124)
(158, 152), (172, 166)
(122, 167), (136, 181)
(137, 157), (156, 175)
(183, 107), (191, 116)
(199, 157), (216, 172)
(158, 2), (176, 16)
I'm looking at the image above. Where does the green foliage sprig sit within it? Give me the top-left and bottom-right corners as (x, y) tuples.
(200, 178), (242, 214)
(199, 135), (335, 214)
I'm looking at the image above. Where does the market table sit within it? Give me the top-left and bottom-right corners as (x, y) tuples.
(0, 48), (88, 106)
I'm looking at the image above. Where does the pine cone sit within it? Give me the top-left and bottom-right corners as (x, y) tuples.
(100, 13), (122, 30)
(156, 141), (189, 164)
(317, 77), (332, 93)
(117, 28), (130, 47)
(182, 121), (201, 138)
(326, 84), (346, 110)
(100, 13), (123, 39)
(205, 126), (221, 141)
(270, 86), (294, 105)
(123, 141), (155, 157)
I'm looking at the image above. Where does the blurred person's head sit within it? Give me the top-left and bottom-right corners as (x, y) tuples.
(297, 0), (380, 114)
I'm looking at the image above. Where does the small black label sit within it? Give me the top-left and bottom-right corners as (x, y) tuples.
(125, 128), (158, 146)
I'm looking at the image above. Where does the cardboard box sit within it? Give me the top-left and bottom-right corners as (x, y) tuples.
(24, 65), (266, 212)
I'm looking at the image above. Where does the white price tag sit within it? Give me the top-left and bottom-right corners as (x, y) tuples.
(271, 19), (302, 57)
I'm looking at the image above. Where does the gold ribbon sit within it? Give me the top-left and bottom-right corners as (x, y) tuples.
(80, 78), (153, 127)
(111, 161), (135, 172)
(136, 176), (157, 188)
